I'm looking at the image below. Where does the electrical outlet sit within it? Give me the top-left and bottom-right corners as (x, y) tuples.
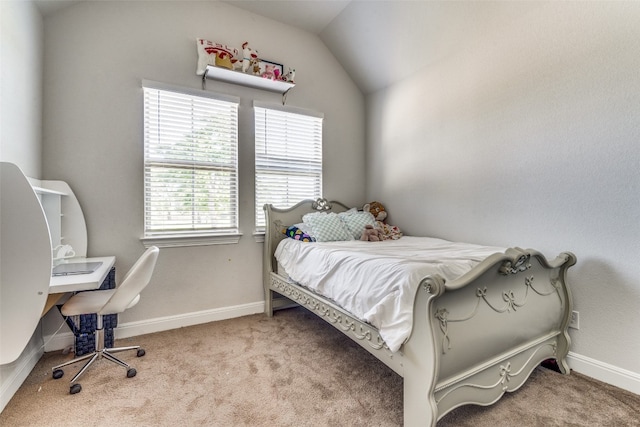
(569, 310), (580, 330)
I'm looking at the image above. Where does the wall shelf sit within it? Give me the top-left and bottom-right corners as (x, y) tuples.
(202, 65), (294, 103)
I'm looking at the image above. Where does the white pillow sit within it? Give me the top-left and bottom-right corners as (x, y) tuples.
(302, 212), (354, 242)
(338, 210), (377, 239)
(196, 38), (217, 76)
(195, 39), (238, 75)
(293, 222), (314, 236)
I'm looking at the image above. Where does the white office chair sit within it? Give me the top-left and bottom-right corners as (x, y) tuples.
(52, 246), (159, 394)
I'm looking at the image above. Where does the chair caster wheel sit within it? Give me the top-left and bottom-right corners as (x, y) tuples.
(137, 348), (145, 357)
(52, 369), (64, 380)
(70, 383), (82, 394)
(127, 368), (137, 378)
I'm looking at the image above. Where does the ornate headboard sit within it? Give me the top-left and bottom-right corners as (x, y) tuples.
(262, 198), (350, 276)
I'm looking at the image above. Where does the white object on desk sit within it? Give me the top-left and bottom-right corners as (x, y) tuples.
(53, 244), (76, 265)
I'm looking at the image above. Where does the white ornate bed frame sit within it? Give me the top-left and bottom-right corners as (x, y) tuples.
(263, 199), (576, 426)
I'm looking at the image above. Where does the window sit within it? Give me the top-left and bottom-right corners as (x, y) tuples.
(254, 102), (323, 230)
(143, 81), (239, 246)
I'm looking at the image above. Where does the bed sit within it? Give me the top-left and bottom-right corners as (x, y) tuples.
(263, 198), (576, 426)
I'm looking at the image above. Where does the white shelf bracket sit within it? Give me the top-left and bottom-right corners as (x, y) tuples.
(202, 68), (209, 90)
(282, 88), (291, 105)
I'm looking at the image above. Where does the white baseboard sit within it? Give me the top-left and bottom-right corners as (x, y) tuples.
(43, 301), (265, 352)
(41, 307), (639, 398)
(0, 344), (43, 413)
(568, 351), (640, 395)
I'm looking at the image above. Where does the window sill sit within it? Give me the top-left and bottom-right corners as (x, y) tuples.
(141, 233), (242, 248)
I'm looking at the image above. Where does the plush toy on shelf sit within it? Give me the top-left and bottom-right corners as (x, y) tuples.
(261, 63), (276, 80)
(282, 67), (296, 83)
(249, 57), (261, 75)
(241, 42), (259, 73)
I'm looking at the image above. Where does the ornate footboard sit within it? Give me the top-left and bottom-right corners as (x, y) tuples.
(263, 199), (576, 426)
(403, 248), (576, 425)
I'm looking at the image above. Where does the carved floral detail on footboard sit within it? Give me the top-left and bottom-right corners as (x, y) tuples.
(436, 342), (557, 404)
(499, 362), (512, 391)
(270, 275), (389, 351)
(435, 275), (562, 353)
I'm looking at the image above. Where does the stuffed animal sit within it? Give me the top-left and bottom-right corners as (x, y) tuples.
(378, 222), (403, 240)
(364, 201), (387, 222)
(250, 57), (261, 75)
(282, 67), (296, 83)
(262, 63), (276, 80)
(241, 42), (258, 73)
(361, 224), (382, 242)
(363, 201), (403, 240)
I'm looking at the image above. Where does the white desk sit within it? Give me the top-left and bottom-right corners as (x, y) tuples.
(1, 161), (110, 364)
(49, 256), (116, 293)
(43, 256), (116, 316)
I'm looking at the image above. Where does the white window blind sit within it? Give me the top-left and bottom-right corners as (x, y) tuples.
(254, 102), (323, 229)
(143, 82), (239, 237)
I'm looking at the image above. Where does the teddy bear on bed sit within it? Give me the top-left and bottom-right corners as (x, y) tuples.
(360, 224), (383, 242)
(363, 201), (403, 240)
(364, 201), (387, 222)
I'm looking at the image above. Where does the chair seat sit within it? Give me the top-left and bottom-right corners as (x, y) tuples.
(61, 289), (117, 316)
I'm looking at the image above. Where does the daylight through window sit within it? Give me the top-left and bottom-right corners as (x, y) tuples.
(254, 102), (323, 230)
(143, 83), (239, 237)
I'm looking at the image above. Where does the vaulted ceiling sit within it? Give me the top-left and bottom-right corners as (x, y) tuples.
(225, 0), (470, 94)
(222, 1), (521, 94)
(33, 0), (506, 94)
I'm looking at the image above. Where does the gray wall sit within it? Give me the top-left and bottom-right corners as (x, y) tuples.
(39, 1), (365, 331)
(366, 2), (640, 374)
(0, 0), (43, 177)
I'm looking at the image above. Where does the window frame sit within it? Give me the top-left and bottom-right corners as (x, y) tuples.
(254, 101), (324, 232)
(141, 80), (241, 248)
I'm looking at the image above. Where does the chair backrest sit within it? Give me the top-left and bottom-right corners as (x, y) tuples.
(98, 246), (159, 315)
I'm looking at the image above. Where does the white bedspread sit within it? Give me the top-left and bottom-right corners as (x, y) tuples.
(274, 236), (506, 353)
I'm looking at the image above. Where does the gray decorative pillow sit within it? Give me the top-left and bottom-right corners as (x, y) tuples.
(302, 212), (354, 242)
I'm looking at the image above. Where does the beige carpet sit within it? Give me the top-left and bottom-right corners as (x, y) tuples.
(2, 307), (639, 426)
